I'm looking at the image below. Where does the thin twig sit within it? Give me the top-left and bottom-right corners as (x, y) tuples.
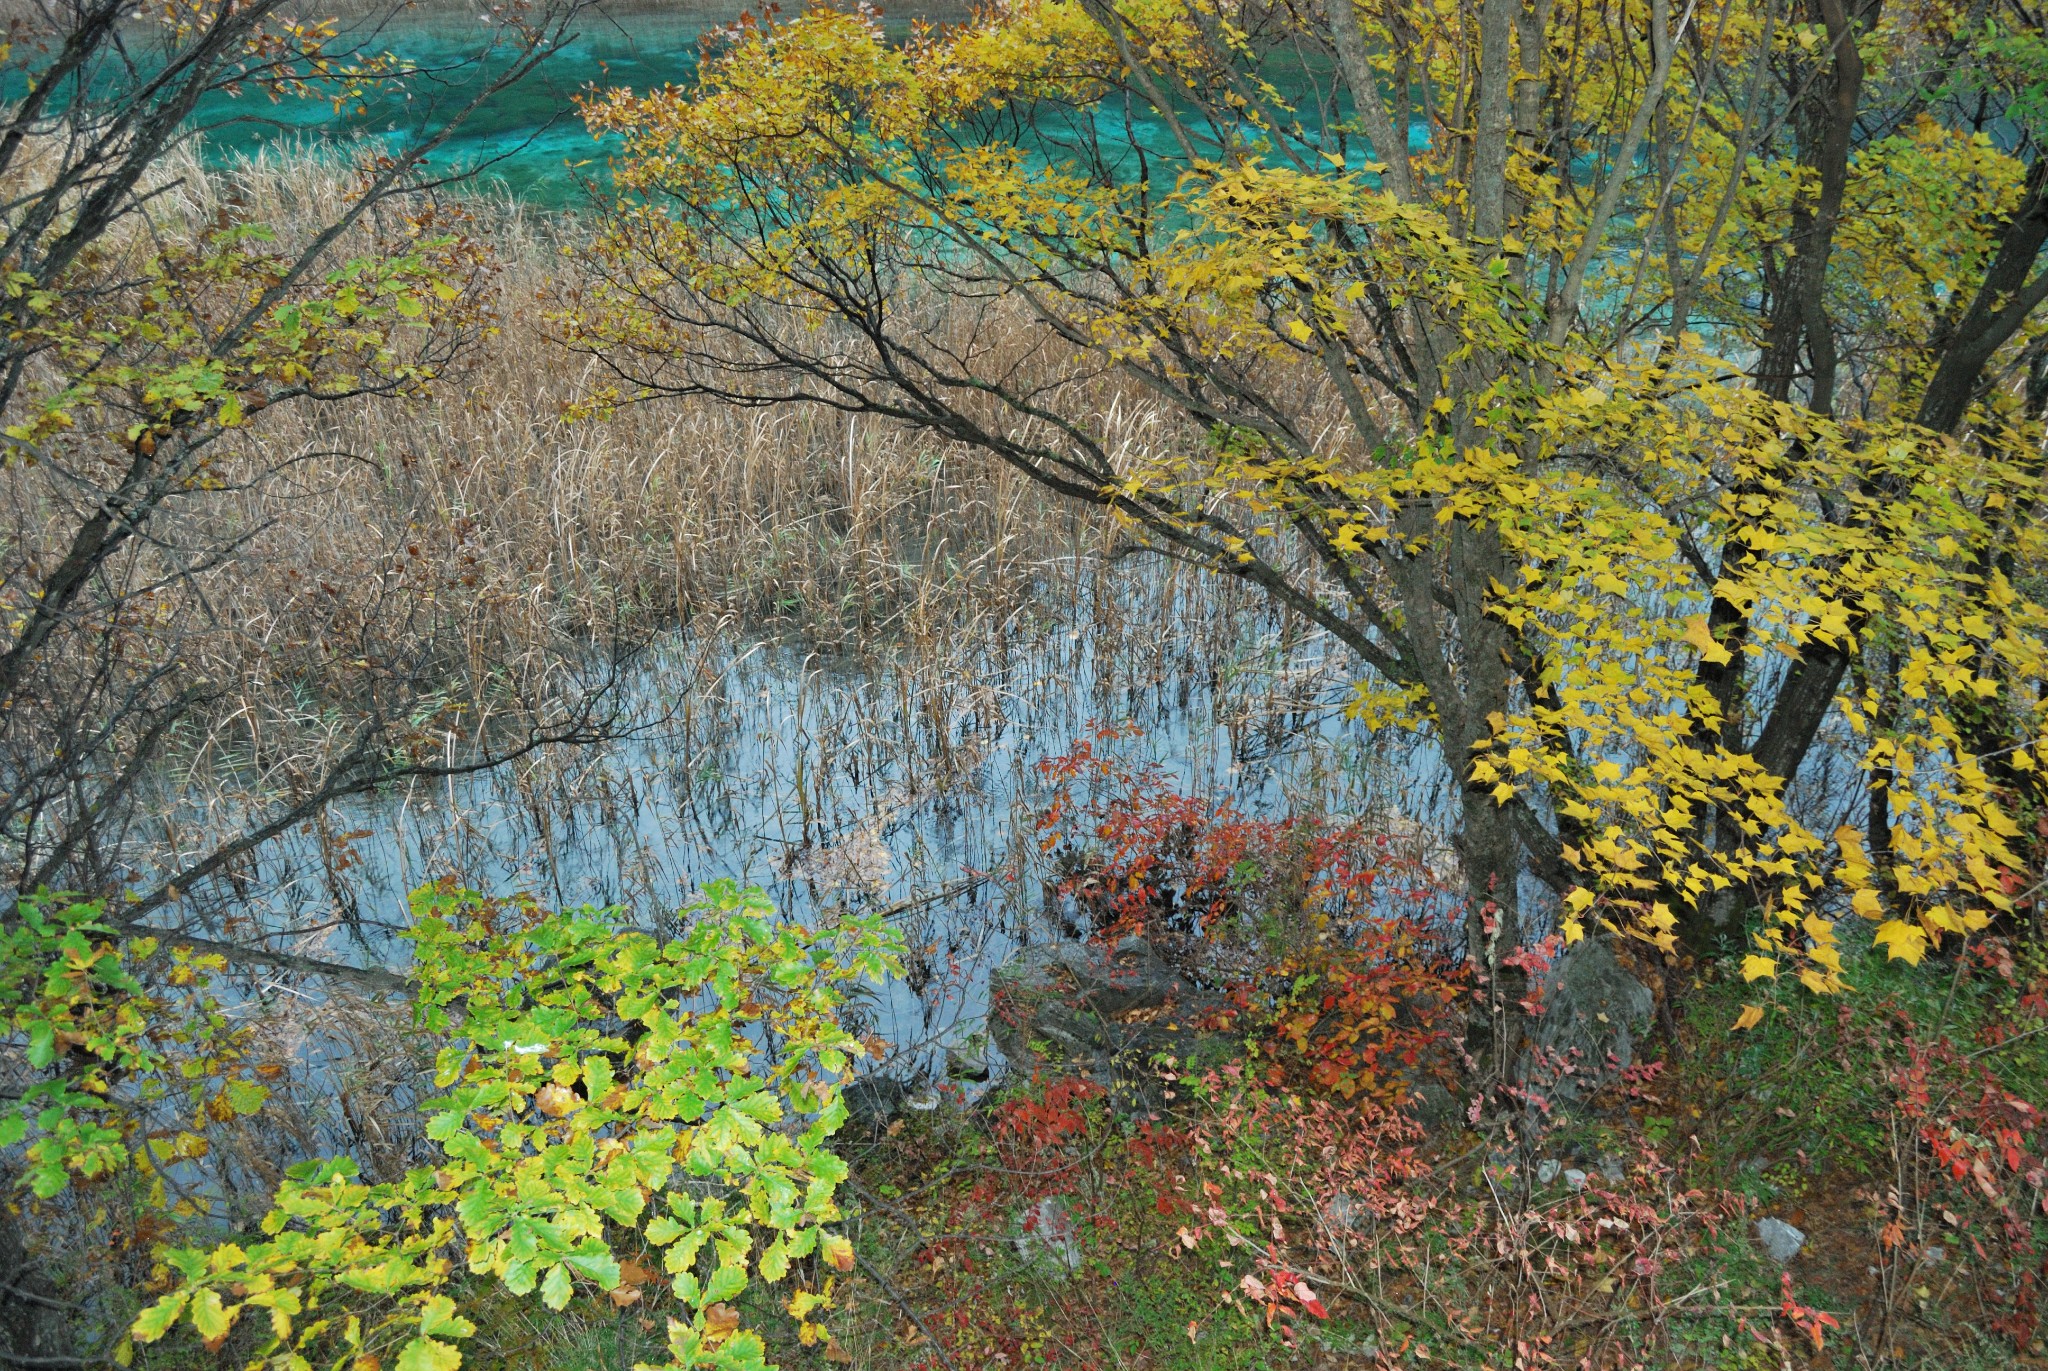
(852, 1250), (960, 1371)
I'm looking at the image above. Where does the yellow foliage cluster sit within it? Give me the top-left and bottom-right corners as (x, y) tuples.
(567, 0), (2048, 999)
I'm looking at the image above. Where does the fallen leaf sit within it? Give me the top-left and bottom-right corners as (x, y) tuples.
(535, 1083), (581, 1117)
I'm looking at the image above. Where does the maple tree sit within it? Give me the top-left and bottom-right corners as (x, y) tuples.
(565, 0), (2048, 1017)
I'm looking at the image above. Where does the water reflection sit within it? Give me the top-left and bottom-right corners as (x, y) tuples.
(159, 570), (1447, 1081)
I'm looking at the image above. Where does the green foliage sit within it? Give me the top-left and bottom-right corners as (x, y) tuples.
(0, 892), (265, 1202)
(111, 880), (900, 1371)
(2, 227), (467, 464)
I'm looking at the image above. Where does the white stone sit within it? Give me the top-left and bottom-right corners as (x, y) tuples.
(1756, 1217), (1806, 1263)
(1015, 1196), (1084, 1277)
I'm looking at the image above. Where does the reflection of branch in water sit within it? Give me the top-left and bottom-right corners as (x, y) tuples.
(112, 663), (640, 986)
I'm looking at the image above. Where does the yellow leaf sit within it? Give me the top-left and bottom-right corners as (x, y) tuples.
(1741, 954), (1778, 982)
(1732, 1004), (1764, 1031)
(1872, 920), (1928, 965)
(1683, 616), (1733, 666)
(1286, 319), (1313, 342)
(1850, 888), (1882, 920)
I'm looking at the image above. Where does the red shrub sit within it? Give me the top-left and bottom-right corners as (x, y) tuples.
(1885, 1027), (2048, 1345)
(1035, 729), (1467, 1103)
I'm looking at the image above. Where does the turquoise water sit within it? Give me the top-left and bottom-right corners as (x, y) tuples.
(190, 11), (725, 204)
(178, 8), (1379, 205)
(13, 4), (1416, 207)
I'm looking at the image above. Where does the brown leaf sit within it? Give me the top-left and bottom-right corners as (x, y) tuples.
(535, 1083), (582, 1118)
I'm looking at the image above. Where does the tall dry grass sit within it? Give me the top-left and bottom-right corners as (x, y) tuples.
(0, 130), (1196, 934)
(187, 149), (1122, 663)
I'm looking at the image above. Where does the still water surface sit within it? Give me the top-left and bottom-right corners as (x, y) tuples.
(166, 573), (1443, 1081)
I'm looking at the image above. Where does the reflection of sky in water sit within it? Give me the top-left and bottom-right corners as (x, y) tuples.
(153, 573), (1455, 1084)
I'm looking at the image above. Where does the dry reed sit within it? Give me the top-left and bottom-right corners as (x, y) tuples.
(185, 147), (1120, 661)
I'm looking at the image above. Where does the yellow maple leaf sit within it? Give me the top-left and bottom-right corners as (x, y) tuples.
(1872, 919), (1928, 965)
(1683, 616), (1733, 666)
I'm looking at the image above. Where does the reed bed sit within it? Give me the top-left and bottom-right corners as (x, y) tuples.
(5, 141), (1343, 910)
(183, 150), (1120, 657)
(4, 142), (1427, 1327)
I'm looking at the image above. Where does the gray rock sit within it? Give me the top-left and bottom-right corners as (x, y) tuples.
(988, 937), (1228, 1087)
(1756, 1217), (1806, 1264)
(1014, 1195), (1084, 1277)
(988, 946), (1101, 1068)
(1410, 1081), (1463, 1132)
(945, 1035), (991, 1083)
(1564, 1168), (1589, 1192)
(1537, 1158), (1562, 1185)
(843, 1076), (910, 1131)
(1520, 938), (1655, 1109)
(1087, 937), (1185, 1015)
(1597, 1153), (1625, 1183)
